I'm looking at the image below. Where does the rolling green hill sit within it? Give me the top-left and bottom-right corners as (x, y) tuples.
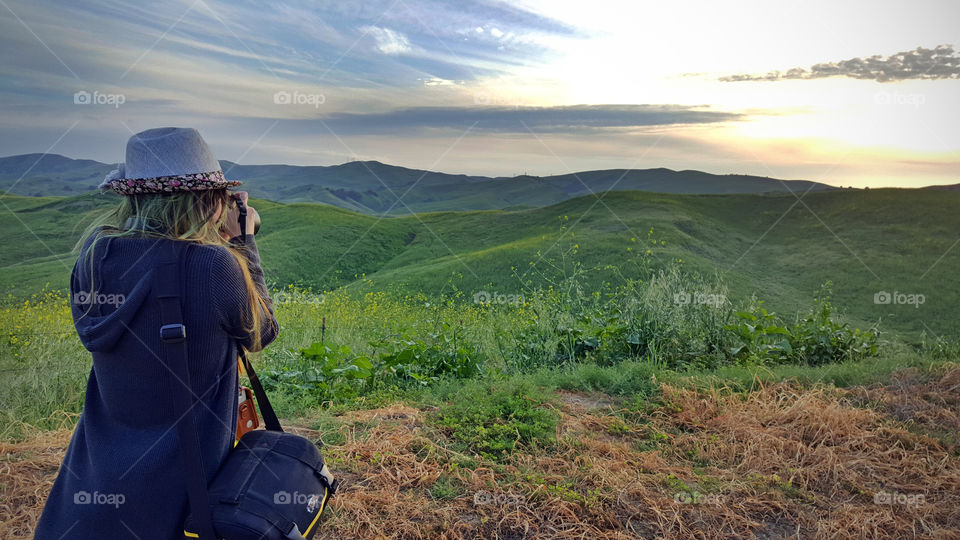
(0, 154), (833, 214)
(1, 188), (956, 339)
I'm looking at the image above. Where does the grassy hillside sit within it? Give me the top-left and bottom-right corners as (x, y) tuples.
(1, 188), (957, 338)
(0, 154), (832, 214)
(0, 154), (109, 196)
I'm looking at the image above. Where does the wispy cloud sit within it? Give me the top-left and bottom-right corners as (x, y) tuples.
(720, 45), (960, 83)
(360, 25), (412, 55)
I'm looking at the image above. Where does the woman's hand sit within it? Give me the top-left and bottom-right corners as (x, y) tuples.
(221, 191), (260, 241)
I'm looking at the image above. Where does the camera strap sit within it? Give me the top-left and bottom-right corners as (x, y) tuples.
(156, 239), (218, 540)
(237, 198), (248, 244)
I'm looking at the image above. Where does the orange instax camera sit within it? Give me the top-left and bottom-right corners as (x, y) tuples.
(237, 386), (260, 440)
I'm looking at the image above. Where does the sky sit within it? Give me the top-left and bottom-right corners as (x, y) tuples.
(0, 0), (958, 187)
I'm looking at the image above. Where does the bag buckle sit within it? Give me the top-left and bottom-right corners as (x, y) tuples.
(318, 464), (337, 495)
(160, 323), (186, 343)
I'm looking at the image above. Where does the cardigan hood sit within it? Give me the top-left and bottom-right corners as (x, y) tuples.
(73, 267), (154, 352)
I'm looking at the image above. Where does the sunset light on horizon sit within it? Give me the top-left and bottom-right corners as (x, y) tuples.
(1, 0), (958, 186)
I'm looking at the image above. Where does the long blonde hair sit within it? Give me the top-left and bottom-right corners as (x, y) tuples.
(76, 189), (270, 351)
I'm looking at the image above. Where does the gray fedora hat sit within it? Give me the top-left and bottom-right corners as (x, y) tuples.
(99, 127), (241, 195)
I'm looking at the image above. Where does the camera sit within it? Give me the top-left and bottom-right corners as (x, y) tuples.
(232, 194), (261, 236)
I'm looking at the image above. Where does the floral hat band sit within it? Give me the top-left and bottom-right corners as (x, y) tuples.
(98, 127), (242, 195)
(100, 166), (241, 195)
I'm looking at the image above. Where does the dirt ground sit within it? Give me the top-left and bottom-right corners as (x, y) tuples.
(3, 367), (959, 539)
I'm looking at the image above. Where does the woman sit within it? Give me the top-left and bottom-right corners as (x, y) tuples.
(34, 127), (278, 539)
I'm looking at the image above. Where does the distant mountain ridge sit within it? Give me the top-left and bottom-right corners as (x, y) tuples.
(922, 183), (960, 191)
(0, 153), (835, 214)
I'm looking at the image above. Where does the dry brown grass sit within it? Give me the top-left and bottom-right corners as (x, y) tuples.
(3, 373), (959, 539)
(660, 380), (960, 539)
(0, 429), (72, 539)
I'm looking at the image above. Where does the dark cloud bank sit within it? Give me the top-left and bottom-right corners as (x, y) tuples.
(306, 104), (741, 135)
(721, 45), (960, 83)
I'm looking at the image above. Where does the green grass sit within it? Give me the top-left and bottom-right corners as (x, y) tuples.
(430, 378), (558, 459)
(428, 475), (465, 501)
(0, 289), (88, 437)
(3, 281), (954, 443)
(659, 346), (947, 392)
(4, 187), (960, 440)
(3, 188), (959, 340)
(523, 360), (660, 398)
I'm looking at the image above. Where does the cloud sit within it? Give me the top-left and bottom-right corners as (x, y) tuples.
(720, 45), (960, 83)
(295, 104), (742, 135)
(420, 77), (462, 86)
(360, 25), (412, 55)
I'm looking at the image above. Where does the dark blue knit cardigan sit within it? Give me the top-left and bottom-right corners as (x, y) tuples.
(34, 232), (278, 539)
